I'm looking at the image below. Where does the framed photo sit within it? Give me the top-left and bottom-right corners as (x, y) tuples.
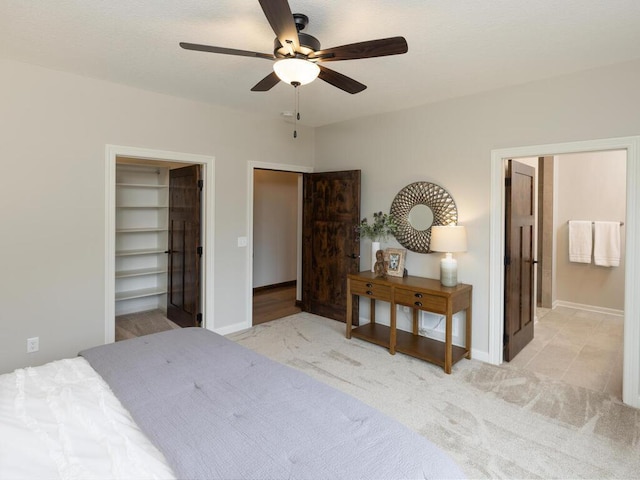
(384, 248), (406, 277)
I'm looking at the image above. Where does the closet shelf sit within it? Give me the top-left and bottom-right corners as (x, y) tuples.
(116, 267), (168, 278)
(116, 248), (167, 257)
(116, 205), (169, 209)
(116, 227), (168, 233)
(116, 287), (167, 301)
(116, 183), (168, 189)
(115, 163), (169, 315)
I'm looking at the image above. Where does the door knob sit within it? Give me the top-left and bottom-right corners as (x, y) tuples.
(346, 253), (359, 259)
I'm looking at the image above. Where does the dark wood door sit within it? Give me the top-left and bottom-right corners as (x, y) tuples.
(167, 165), (202, 328)
(302, 170), (361, 323)
(504, 160), (535, 361)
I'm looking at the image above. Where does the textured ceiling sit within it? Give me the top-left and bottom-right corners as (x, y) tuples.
(2, 0), (640, 127)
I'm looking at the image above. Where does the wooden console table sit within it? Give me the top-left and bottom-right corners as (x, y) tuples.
(346, 271), (472, 374)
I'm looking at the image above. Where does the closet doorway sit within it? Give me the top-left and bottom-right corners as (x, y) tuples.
(104, 145), (215, 344)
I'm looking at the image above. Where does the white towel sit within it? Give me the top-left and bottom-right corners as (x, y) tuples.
(593, 221), (621, 267)
(569, 221), (592, 263)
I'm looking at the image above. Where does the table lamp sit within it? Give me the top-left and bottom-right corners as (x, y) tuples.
(430, 225), (467, 287)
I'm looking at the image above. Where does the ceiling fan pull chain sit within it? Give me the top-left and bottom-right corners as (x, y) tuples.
(292, 81), (301, 138)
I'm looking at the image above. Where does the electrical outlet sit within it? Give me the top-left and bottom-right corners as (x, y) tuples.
(27, 337), (39, 353)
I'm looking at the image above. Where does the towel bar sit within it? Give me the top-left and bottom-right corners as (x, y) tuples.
(567, 221), (624, 226)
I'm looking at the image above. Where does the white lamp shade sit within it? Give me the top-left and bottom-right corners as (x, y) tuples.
(430, 225), (467, 253)
(273, 59), (320, 85)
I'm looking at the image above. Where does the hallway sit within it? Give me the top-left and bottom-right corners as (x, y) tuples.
(253, 284), (301, 325)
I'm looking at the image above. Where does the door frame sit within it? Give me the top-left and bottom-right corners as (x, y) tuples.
(246, 161), (314, 329)
(105, 145), (215, 343)
(489, 135), (640, 408)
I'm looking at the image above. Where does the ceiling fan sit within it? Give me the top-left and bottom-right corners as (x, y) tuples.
(180, 0), (408, 94)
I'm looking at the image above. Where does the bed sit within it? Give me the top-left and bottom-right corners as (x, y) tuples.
(1, 327), (464, 479)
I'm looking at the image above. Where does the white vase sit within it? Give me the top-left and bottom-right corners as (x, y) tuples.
(371, 241), (381, 272)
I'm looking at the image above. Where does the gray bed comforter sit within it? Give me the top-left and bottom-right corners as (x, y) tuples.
(80, 327), (464, 480)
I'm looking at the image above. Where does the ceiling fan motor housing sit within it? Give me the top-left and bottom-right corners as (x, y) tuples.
(274, 32), (321, 58)
(273, 13), (320, 58)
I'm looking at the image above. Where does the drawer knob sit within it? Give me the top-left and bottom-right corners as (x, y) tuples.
(414, 301), (423, 307)
(366, 290), (373, 295)
(414, 293), (423, 298)
(366, 283), (373, 288)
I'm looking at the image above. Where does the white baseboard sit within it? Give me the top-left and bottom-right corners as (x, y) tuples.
(553, 300), (623, 317)
(470, 349), (490, 363)
(215, 321), (251, 336)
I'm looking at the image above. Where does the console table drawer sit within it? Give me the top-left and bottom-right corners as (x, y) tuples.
(394, 288), (447, 313)
(350, 279), (392, 301)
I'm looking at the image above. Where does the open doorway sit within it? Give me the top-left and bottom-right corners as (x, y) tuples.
(503, 152), (626, 399)
(489, 135), (640, 409)
(104, 145), (215, 344)
(247, 163), (361, 327)
(114, 160), (203, 340)
(252, 169), (303, 325)
(247, 162), (313, 328)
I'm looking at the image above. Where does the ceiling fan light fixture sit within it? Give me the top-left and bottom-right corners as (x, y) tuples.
(273, 58), (320, 86)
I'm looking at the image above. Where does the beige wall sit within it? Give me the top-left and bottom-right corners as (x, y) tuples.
(253, 170), (299, 288)
(0, 58), (314, 374)
(555, 151), (626, 310)
(315, 58), (640, 359)
(3, 54), (640, 375)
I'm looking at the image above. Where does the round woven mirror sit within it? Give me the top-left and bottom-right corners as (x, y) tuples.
(390, 182), (458, 253)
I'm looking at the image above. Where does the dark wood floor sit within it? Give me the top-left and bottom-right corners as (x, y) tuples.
(253, 283), (301, 325)
(115, 310), (180, 341)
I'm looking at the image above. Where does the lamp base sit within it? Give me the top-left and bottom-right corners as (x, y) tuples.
(440, 253), (458, 287)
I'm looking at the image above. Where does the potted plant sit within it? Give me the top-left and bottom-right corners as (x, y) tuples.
(356, 212), (398, 272)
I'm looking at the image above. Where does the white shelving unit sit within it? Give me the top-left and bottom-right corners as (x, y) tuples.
(115, 164), (169, 315)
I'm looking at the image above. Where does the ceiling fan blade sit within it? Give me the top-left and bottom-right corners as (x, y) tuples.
(309, 37), (408, 62)
(251, 71), (281, 92)
(180, 42), (275, 60)
(318, 65), (366, 94)
(258, 0), (300, 54)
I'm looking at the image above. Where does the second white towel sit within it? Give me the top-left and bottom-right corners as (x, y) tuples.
(594, 221), (621, 267)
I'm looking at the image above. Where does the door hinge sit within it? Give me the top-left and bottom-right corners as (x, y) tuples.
(198, 179), (204, 191)
(504, 256), (511, 266)
(197, 246), (203, 257)
(504, 177), (511, 187)
(196, 313), (203, 327)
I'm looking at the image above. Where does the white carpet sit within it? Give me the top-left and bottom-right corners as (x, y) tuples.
(228, 312), (640, 479)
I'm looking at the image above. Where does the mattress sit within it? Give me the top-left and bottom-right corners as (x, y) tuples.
(80, 327), (464, 480)
(1, 327), (464, 479)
